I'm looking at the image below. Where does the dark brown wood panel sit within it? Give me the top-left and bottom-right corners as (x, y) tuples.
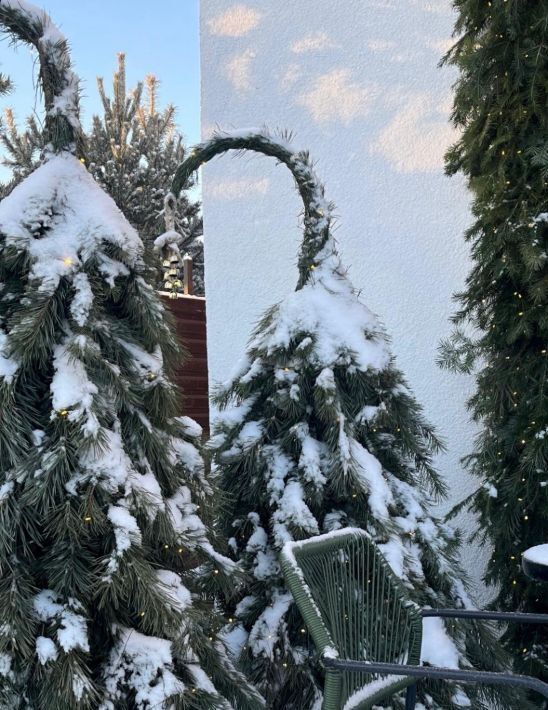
(162, 295), (209, 432)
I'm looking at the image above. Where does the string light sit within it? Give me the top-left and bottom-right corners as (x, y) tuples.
(58, 409), (69, 418)
(63, 257), (73, 266)
(146, 372), (157, 382)
(84, 516), (92, 522)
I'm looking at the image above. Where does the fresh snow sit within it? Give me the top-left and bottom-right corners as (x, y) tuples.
(249, 260), (390, 372)
(102, 628), (184, 708)
(33, 590), (90, 653)
(50, 341), (99, 434)
(523, 544), (548, 566)
(156, 569), (192, 612)
(272, 479), (319, 546)
(107, 505), (142, 554)
(0, 330), (18, 382)
(248, 590), (293, 659)
(343, 674), (403, 710)
(351, 439), (393, 520)
(35, 636), (58, 665)
(0, 154), (142, 295)
(420, 615), (460, 669)
(69, 272), (93, 326)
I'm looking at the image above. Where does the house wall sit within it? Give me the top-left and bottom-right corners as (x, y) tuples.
(200, 0), (489, 597)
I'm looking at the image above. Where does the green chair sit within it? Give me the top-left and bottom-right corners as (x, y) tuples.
(280, 527), (548, 710)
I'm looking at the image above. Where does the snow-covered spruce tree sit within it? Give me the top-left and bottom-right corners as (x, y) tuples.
(0, 4), (263, 708)
(438, 0), (548, 683)
(87, 53), (204, 294)
(172, 130), (527, 710)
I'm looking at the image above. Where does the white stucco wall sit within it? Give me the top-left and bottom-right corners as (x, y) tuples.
(200, 0), (489, 596)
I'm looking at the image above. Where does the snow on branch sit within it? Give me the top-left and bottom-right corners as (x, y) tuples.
(0, 0), (83, 153)
(171, 127), (335, 287)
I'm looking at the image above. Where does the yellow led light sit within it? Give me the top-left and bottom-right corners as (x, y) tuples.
(63, 257), (73, 266)
(178, 548), (183, 553)
(84, 516), (92, 522)
(58, 409), (69, 418)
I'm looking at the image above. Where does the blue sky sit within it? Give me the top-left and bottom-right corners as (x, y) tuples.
(0, 0), (200, 143)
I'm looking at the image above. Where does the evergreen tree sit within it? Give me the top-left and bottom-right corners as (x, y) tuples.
(172, 130), (526, 709)
(0, 3), (262, 708)
(0, 52), (204, 294)
(0, 108), (43, 198)
(87, 53), (204, 294)
(439, 0), (548, 682)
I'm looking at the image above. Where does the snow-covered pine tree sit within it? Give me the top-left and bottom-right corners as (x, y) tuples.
(87, 53), (204, 294)
(172, 130), (527, 710)
(0, 4), (263, 708)
(0, 52), (204, 293)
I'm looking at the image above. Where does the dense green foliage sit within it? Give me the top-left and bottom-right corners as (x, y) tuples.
(440, 0), (548, 683)
(0, 4), (259, 707)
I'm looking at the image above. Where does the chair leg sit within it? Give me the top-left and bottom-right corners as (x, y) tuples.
(405, 683), (417, 710)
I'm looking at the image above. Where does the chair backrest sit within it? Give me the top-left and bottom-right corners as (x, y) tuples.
(280, 528), (422, 709)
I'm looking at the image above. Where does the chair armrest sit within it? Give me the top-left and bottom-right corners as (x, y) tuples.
(322, 657), (548, 700)
(421, 608), (548, 624)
